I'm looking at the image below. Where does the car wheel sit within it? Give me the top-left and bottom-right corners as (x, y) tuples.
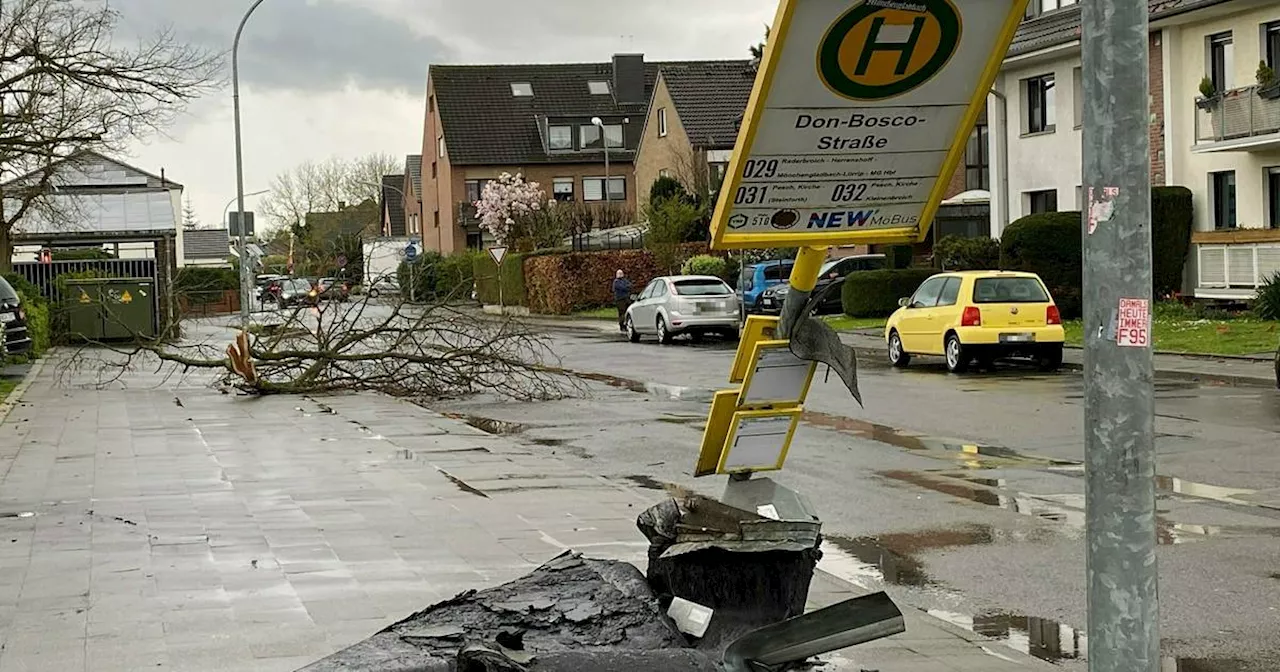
(724, 328), (740, 342)
(626, 316), (640, 343)
(888, 330), (911, 368)
(689, 331), (704, 344)
(1037, 344), (1064, 372)
(945, 333), (970, 374)
(656, 316), (673, 345)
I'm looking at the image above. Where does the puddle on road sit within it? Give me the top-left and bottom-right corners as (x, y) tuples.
(567, 370), (718, 402)
(879, 470), (1280, 545)
(824, 526), (995, 587)
(443, 413), (526, 435)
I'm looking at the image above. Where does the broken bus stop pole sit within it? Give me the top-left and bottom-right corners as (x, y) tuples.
(1080, 0), (1161, 669)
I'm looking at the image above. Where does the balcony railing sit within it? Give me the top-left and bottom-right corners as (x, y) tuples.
(1194, 85), (1280, 146)
(456, 202), (480, 230)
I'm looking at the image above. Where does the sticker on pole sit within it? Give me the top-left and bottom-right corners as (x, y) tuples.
(1116, 298), (1150, 348)
(488, 246), (508, 266)
(708, 0), (1029, 249)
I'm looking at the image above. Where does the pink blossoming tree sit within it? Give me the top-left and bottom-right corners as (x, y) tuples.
(474, 172), (554, 246)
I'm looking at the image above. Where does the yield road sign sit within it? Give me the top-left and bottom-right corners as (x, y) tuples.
(709, 0), (1027, 249)
(488, 246), (508, 266)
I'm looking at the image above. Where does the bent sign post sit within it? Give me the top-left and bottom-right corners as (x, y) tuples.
(710, 0), (1027, 249)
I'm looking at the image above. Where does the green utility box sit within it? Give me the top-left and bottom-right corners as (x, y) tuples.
(62, 278), (156, 341)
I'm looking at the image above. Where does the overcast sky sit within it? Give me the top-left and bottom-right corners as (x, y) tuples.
(115, 0), (776, 230)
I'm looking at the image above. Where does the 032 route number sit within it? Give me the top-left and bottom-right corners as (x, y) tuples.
(831, 183), (868, 203)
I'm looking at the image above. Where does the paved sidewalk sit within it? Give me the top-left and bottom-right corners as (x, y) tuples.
(0, 352), (1057, 671)
(527, 313), (1278, 387)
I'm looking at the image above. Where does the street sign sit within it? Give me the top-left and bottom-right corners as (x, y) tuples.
(488, 246), (508, 266)
(718, 409), (803, 474)
(709, 0), (1028, 249)
(229, 212), (255, 237)
(737, 340), (817, 408)
(404, 243), (419, 262)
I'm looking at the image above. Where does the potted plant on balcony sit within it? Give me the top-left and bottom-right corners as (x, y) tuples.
(1196, 76), (1220, 110)
(1257, 61), (1280, 100)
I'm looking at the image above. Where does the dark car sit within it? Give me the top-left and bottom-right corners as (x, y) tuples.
(737, 260), (795, 316)
(317, 277), (350, 302)
(757, 254), (887, 316)
(276, 278), (318, 309)
(257, 274), (287, 303)
(0, 276), (32, 356)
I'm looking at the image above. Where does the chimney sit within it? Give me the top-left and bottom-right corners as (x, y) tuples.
(612, 53), (646, 105)
(160, 167), (166, 186)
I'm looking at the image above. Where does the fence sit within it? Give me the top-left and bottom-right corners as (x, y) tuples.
(177, 290), (241, 318)
(11, 259), (158, 302)
(570, 230), (647, 252)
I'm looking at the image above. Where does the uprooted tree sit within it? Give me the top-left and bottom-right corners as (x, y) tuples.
(64, 272), (574, 402)
(0, 0), (223, 271)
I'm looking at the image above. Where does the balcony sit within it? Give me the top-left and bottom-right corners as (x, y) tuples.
(1193, 85), (1280, 152)
(456, 202), (481, 230)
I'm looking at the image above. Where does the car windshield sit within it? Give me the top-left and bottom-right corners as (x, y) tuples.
(819, 260), (840, 276)
(0, 276), (19, 302)
(673, 279), (732, 296)
(284, 280), (312, 292)
(972, 277), (1050, 304)
(760, 262), (794, 282)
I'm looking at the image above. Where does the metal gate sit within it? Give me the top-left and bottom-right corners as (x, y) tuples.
(11, 259), (160, 334)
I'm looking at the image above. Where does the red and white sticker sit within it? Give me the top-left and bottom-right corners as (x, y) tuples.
(1116, 298), (1150, 347)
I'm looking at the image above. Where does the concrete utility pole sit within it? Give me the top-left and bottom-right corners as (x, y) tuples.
(1080, 0), (1159, 669)
(233, 0), (268, 327)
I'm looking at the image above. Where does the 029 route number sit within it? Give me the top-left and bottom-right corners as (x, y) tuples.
(742, 159), (779, 179)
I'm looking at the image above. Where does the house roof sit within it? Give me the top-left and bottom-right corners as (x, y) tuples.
(3, 149), (183, 190)
(405, 155), (422, 197)
(660, 60), (756, 149)
(305, 199), (380, 240)
(430, 59), (745, 166)
(382, 174), (406, 234)
(1008, 0), (1234, 57)
(183, 229), (231, 260)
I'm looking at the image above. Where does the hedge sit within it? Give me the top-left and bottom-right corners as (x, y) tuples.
(842, 269), (937, 318)
(473, 252), (527, 306)
(521, 243), (713, 314)
(1000, 211), (1083, 318)
(1152, 186), (1194, 298)
(934, 235), (1001, 271)
(174, 267), (239, 295)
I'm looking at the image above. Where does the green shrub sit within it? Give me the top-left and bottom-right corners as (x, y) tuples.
(174, 267), (238, 295)
(1000, 211), (1083, 318)
(649, 175), (687, 205)
(841, 269), (937, 318)
(1152, 186), (1194, 298)
(473, 252), (526, 306)
(3, 273), (43, 304)
(681, 254), (727, 278)
(1255, 273), (1280, 321)
(434, 251), (482, 299)
(15, 291), (50, 360)
(52, 247), (115, 261)
(935, 235), (1001, 270)
(398, 250), (442, 301)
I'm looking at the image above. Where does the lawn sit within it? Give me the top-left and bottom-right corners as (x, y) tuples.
(824, 315), (887, 332)
(1063, 302), (1279, 356)
(0, 378), (17, 404)
(575, 307), (616, 320)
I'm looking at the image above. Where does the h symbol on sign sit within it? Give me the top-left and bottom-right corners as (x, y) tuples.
(854, 16), (927, 77)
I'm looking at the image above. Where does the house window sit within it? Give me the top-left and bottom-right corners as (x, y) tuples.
(1208, 32), (1234, 94)
(429, 96), (435, 113)
(1268, 168), (1280, 228)
(465, 179), (492, 204)
(580, 124), (601, 149)
(433, 211), (440, 229)
(583, 177), (626, 201)
(466, 232), (483, 249)
(1211, 171), (1236, 230)
(1073, 67), (1083, 127)
(1266, 22), (1280, 70)
(553, 178), (575, 202)
(437, 135), (445, 158)
(604, 124), (624, 148)
(511, 82), (533, 97)
(965, 122), (989, 190)
(431, 162), (437, 179)
(658, 108), (668, 137)
(1025, 74), (1056, 134)
(1028, 189), (1058, 214)
(658, 168), (671, 178)
(1026, 0), (1075, 19)
(549, 125), (573, 151)
(588, 81), (610, 95)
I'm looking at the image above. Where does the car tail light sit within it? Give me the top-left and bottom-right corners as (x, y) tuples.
(1046, 305), (1061, 325)
(961, 306), (982, 327)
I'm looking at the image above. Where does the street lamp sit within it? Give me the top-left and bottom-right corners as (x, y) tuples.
(592, 116), (610, 207)
(222, 190), (269, 229)
(233, 0), (268, 327)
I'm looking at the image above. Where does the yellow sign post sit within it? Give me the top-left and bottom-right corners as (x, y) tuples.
(696, 0), (1028, 479)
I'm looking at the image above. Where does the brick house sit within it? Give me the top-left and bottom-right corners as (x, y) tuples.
(633, 60), (756, 212)
(420, 54), (745, 254)
(402, 154), (423, 237)
(380, 174), (407, 237)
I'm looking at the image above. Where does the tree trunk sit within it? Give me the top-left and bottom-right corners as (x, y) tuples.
(0, 223), (13, 274)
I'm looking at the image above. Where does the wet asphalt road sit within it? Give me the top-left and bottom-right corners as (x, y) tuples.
(435, 322), (1280, 671)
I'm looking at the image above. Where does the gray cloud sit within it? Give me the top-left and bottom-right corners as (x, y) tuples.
(108, 0), (453, 94)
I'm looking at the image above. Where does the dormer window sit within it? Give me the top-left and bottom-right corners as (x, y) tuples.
(511, 82), (533, 97)
(588, 81), (611, 95)
(548, 125), (573, 151)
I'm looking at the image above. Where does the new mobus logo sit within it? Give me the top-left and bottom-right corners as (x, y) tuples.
(816, 0), (962, 101)
(808, 210), (922, 229)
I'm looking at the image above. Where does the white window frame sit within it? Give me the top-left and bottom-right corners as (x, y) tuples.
(552, 177), (575, 201)
(548, 125), (573, 151)
(511, 82), (533, 97)
(437, 135), (445, 159)
(588, 81), (610, 95)
(583, 177), (626, 202)
(658, 108), (668, 137)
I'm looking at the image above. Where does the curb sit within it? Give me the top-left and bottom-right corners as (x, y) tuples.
(0, 356), (47, 425)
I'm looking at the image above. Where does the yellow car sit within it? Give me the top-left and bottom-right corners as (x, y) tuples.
(884, 271), (1065, 373)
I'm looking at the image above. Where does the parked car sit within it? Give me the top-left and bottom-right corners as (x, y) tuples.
(737, 260), (795, 316)
(625, 275), (740, 344)
(317, 277), (350, 302)
(276, 278), (319, 309)
(366, 276), (400, 299)
(757, 254), (886, 316)
(257, 275), (287, 304)
(0, 276), (31, 357)
(884, 271), (1065, 374)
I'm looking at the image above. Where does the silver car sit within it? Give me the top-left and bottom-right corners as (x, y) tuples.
(624, 275), (740, 344)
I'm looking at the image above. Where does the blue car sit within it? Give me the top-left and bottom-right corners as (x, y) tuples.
(737, 259), (795, 316)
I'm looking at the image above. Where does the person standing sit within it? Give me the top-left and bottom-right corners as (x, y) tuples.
(612, 269), (632, 332)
